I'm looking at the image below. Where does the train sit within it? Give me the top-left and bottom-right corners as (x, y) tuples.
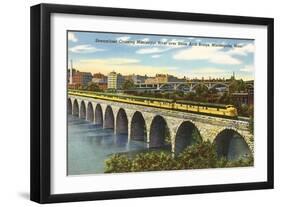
(68, 89), (238, 118)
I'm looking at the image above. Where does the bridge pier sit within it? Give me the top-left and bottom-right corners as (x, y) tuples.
(127, 121), (131, 141)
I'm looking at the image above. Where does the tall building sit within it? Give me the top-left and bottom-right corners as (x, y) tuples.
(107, 71), (124, 89)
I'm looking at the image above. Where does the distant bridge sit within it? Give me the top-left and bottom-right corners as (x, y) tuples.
(135, 80), (254, 92)
(68, 93), (254, 158)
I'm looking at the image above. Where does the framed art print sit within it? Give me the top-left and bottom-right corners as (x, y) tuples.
(30, 3), (274, 203)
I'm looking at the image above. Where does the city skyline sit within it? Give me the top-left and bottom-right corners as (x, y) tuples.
(68, 31), (255, 80)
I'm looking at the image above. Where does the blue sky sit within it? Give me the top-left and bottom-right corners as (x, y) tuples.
(68, 31), (254, 80)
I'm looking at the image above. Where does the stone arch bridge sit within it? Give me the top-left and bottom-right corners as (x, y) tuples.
(68, 94), (254, 158)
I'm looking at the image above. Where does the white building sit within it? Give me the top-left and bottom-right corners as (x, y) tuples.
(107, 71), (124, 89)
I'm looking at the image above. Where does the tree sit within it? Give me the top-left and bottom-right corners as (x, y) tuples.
(86, 82), (102, 92)
(122, 80), (135, 90)
(249, 115), (254, 135)
(229, 79), (246, 93)
(195, 84), (208, 96)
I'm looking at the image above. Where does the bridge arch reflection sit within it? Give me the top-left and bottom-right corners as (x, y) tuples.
(80, 101), (86, 119)
(73, 99), (79, 117)
(87, 102), (94, 122)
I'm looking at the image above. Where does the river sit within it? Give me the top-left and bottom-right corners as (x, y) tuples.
(67, 115), (149, 175)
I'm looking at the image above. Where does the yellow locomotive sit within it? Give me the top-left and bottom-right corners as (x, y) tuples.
(68, 90), (238, 118)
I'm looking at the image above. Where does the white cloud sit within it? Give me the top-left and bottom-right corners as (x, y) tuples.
(173, 46), (241, 65)
(116, 36), (131, 41)
(68, 32), (78, 42)
(167, 67), (230, 79)
(69, 44), (104, 53)
(136, 47), (170, 54)
(182, 67), (232, 79)
(75, 58), (176, 76)
(151, 54), (161, 58)
(228, 43), (255, 56)
(240, 65), (254, 72)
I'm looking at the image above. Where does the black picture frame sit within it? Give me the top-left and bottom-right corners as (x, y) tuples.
(30, 3), (274, 204)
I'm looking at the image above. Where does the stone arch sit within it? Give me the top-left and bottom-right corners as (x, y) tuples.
(174, 121), (202, 154)
(159, 83), (173, 89)
(95, 104), (103, 126)
(246, 84), (254, 89)
(176, 83), (190, 91)
(104, 105), (114, 129)
(80, 101), (86, 119)
(87, 102), (94, 122)
(73, 99), (79, 116)
(191, 83), (208, 91)
(130, 111), (147, 141)
(209, 83), (229, 90)
(116, 108), (128, 134)
(214, 128), (251, 160)
(149, 115), (170, 148)
(67, 98), (72, 115)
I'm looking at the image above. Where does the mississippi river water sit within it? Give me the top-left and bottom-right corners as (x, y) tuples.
(67, 115), (149, 175)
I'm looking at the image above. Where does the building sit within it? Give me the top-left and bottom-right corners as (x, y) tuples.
(232, 92), (250, 105)
(144, 77), (158, 84)
(132, 74), (148, 83)
(155, 74), (169, 83)
(144, 74), (183, 84)
(92, 73), (107, 84)
(92, 73), (108, 90)
(67, 68), (93, 86)
(72, 72), (93, 86)
(232, 80), (254, 106)
(107, 71), (124, 89)
(123, 74), (148, 84)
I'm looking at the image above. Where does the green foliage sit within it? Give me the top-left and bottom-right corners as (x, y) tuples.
(195, 84), (209, 96)
(131, 151), (177, 172)
(104, 154), (132, 173)
(122, 80), (135, 90)
(85, 82), (103, 92)
(177, 141), (218, 169)
(229, 79), (246, 93)
(104, 141), (254, 173)
(249, 115), (254, 135)
(217, 154), (254, 168)
(164, 126), (171, 144)
(191, 130), (202, 144)
(106, 88), (117, 93)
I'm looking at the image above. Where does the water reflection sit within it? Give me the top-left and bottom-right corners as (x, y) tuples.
(67, 115), (148, 175)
